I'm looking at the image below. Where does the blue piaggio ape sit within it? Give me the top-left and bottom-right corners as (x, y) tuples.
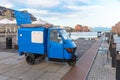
(14, 10), (77, 66)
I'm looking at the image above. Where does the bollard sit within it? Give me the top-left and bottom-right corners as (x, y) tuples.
(107, 32), (112, 44)
(111, 33), (113, 40)
(109, 40), (114, 57)
(6, 37), (12, 49)
(116, 51), (120, 80)
(111, 43), (116, 67)
(107, 37), (110, 44)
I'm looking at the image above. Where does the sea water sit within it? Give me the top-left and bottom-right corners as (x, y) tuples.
(70, 32), (98, 40)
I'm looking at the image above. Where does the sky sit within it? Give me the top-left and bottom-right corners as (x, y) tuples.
(0, 0), (120, 28)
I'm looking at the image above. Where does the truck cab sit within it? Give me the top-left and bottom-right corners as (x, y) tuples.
(48, 28), (77, 65)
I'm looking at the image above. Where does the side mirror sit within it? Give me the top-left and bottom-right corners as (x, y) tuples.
(58, 34), (62, 40)
(59, 34), (62, 37)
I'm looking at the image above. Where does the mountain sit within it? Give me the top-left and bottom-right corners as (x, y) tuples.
(91, 27), (111, 32)
(0, 6), (36, 21)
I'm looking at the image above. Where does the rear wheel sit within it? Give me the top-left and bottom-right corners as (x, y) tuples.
(26, 54), (35, 65)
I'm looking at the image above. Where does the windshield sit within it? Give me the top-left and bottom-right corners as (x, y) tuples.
(60, 30), (70, 40)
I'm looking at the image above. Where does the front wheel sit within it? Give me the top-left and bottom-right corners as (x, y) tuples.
(67, 60), (76, 66)
(67, 55), (76, 66)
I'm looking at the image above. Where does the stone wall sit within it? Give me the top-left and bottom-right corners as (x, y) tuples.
(0, 24), (18, 33)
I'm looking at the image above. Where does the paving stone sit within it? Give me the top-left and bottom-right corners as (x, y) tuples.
(11, 60), (33, 69)
(0, 75), (10, 80)
(57, 65), (72, 74)
(0, 63), (13, 73)
(0, 55), (24, 65)
(0, 52), (16, 60)
(7, 78), (20, 80)
(36, 72), (64, 80)
(32, 62), (49, 70)
(3, 67), (29, 78)
(43, 63), (63, 72)
(0, 57), (24, 65)
(17, 69), (46, 80)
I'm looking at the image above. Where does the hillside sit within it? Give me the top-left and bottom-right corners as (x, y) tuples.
(0, 6), (36, 21)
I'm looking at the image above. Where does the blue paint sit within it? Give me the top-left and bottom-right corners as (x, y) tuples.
(14, 10), (31, 26)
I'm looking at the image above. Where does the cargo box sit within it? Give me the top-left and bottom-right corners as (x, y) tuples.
(18, 27), (47, 55)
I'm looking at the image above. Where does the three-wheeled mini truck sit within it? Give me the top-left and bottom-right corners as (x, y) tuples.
(14, 10), (77, 66)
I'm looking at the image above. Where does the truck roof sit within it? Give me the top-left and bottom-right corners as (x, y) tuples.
(49, 27), (63, 30)
(21, 24), (53, 28)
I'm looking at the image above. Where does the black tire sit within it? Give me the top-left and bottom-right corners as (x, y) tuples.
(26, 55), (35, 65)
(67, 60), (76, 66)
(67, 55), (77, 66)
(42, 57), (46, 59)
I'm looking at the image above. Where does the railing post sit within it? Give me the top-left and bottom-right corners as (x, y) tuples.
(111, 43), (116, 67)
(116, 51), (120, 80)
(109, 40), (114, 57)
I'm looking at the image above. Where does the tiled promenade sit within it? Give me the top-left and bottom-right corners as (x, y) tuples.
(0, 52), (71, 80)
(0, 35), (115, 80)
(0, 39), (95, 80)
(87, 37), (115, 80)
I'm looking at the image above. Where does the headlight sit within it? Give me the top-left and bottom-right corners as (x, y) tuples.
(66, 48), (76, 53)
(66, 48), (73, 53)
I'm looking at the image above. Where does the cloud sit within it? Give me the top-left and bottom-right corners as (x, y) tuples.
(0, 1), (14, 8)
(18, 6), (96, 27)
(5, 3), (14, 8)
(78, 0), (91, 3)
(65, 5), (101, 11)
(25, 0), (60, 8)
(19, 8), (62, 20)
(19, 8), (48, 16)
(61, 0), (92, 5)
(0, 0), (60, 9)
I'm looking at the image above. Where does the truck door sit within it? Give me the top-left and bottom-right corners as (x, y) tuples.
(48, 29), (64, 59)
